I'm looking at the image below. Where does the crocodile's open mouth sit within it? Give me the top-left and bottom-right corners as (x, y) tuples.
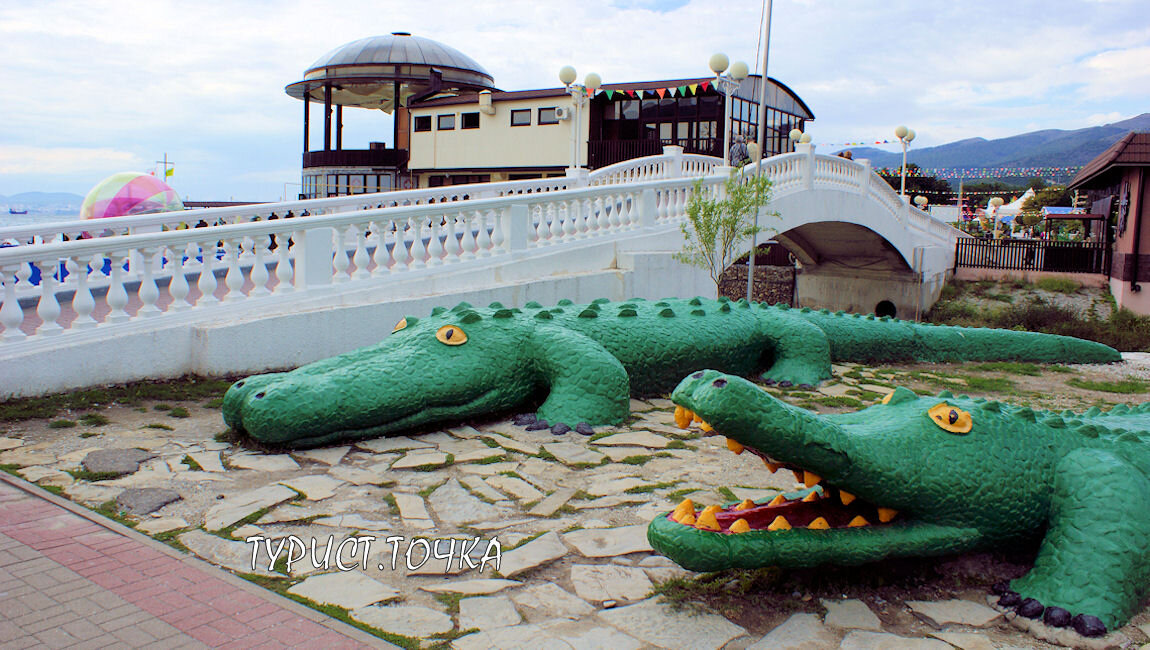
(665, 405), (899, 534)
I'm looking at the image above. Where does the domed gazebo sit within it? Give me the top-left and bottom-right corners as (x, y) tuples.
(285, 32), (496, 197)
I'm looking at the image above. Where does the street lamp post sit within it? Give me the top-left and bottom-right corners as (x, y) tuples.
(894, 125), (916, 200)
(988, 196), (1005, 238)
(914, 195), (928, 211)
(709, 54), (748, 165)
(559, 66), (602, 170)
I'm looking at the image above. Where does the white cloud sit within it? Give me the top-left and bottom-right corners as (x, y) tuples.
(0, 146), (144, 175)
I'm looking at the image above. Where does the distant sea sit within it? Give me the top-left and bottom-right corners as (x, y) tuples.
(0, 210), (81, 228)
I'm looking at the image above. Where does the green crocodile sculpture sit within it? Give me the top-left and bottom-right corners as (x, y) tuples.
(222, 297), (1119, 448)
(649, 369), (1150, 638)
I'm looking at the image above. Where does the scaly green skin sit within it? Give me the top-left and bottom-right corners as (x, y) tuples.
(222, 297), (1119, 448)
(650, 369), (1150, 633)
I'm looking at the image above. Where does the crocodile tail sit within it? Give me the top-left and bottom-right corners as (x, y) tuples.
(907, 322), (1122, 364)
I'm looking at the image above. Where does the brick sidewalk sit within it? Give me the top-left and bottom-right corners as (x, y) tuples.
(0, 476), (390, 648)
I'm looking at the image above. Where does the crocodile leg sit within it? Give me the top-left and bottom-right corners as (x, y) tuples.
(528, 325), (630, 429)
(1006, 448), (1150, 633)
(758, 311), (833, 387)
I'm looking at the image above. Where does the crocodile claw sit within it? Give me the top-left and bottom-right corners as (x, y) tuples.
(1017, 598), (1044, 619)
(525, 418), (550, 431)
(1071, 614), (1107, 638)
(513, 413), (538, 426)
(1043, 606), (1071, 628)
(575, 422), (595, 436)
(550, 423), (571, 435)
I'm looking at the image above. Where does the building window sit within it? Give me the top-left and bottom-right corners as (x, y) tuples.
(538, 107), (559, 125)
(510, 109), (532, 126)
(414, 115), (431, 132)
(462, 112), (480, 129)
(437, 114), (455, 130)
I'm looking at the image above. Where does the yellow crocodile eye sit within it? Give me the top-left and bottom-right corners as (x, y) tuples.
(928, 402), (972, 434)
(393, 318), (407, 333)
(436, 325), (467, 346)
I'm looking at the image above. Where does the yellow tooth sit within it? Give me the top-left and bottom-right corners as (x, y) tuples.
(700, 505), (722, 518)
(673, 406), (692, 429)
(679, 512), (696, 526)
(808, 517), (830, 530)
(839, 490), (857, 506)
(877, 507), (898, 523)
(734, 499), (755, 511)
(695, 509), (720, 531)
(768, 494), (787, 507)
(767, 515), (792, 531)
(692, 412), (702, 424)
(699, 421), (713, 432)
(729, 518), (751, 533)
(726, 438), (745, 454)
(803, 471), (822, 488)
(848, 516), (870, 527)
(764, 461), (780, 473)
(792, 470), (804, 483)
(802, 491), (820, 503)
(672, 499), (695, 520)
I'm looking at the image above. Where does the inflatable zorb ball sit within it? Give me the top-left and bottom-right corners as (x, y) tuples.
(80, 172), (183, 220)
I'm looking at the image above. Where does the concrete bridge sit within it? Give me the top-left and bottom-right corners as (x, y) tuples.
(0, 144), (961, 397)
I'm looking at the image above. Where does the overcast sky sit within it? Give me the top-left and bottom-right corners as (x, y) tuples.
(1, 0), (1147, 201)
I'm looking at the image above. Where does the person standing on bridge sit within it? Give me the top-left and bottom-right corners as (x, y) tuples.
(729, 134), (750, 168)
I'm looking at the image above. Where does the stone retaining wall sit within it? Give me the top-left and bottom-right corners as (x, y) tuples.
(718, 264), (795, 305)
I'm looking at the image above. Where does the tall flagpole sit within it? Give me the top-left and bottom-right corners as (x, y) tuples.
(747, 0), (773, 302)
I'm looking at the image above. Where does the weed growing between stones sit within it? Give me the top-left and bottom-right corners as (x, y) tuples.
(1067, 378), (1149, 394)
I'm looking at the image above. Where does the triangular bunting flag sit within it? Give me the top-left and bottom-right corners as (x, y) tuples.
(656, 88), (666, 98)
(678, 85), (687, 96)
(606, 89), (615, 99)
(667, 87), (676, 97)
(689, 83), (698, 95)
(700, 80), (710, 92)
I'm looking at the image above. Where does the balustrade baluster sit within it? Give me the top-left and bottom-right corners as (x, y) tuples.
(476, 210), (494, 256)
(196, 242), (218, 306)
(458, 212), (477, 260)
(106, 252), (131, 322)
(563, 201), (578, 239)
(444, 214), (463, 262)
(250, 237), (272, 295)
(409, 217), (428, 269)
(595, 197), (610, 232)
(353, 226), (371, 279)
(426, 217), (445, 266)
(222, 239), (244, 300)
(531, 204), (547, 245)
(332, 228), (351, 281)
(137, 247), (162, 316)
(32, 260), (62, 336)
(608, 194), (622, 230)
(69, 255), (98, 328)
(549, 203), (565, 243)
(370, 221), (391, 275)
(393, 220), (412, 270)
(0, 265), (25, 341)
(169, 244), (193, 309)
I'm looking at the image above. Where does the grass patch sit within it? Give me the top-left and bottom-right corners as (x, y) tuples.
(625, 481), (679, 494)
(167, 407), (190, 418)
(587, 431), (617, 442)
(433, 592), (466, 615)
(40, 485), (64, 496)
(969, 362), (1043, 376)
(959, 375), (1016, 394)
(67, 470), (123, 482)
(572, 490), (595, 501)
(0, 375), (235, 423)
(212, 507), (271, 540)
(813, 396), (864, 409)
(78, 413), (111, 426)
(473, 455), (507, 465)
(414, 453), (454, 472)
(92, 500), (136, 528)
(1036, 277), (1080, 293)
(498, 471), (527, 481)
(382, 493), (398, 513)
(144, 423), (174, 431)
(534, 449), (558, 462)
(204, 397), (225, 409)
(48, 419), (77, 429)
(182, 455), (203, 471)
(618, 455), (653, 465)
(667, 488), (701, 502)
(1066, 378), (1149, 394)
(716, 487), (738, 502)
(79, 432), (101, 439)
(418, 481), (445, 498)
(665, 440), (695, 450)
(504, 531), (546, 551)
(153, 404), (173, 411)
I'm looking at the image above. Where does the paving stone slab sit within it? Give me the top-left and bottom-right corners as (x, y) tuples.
(328, 465), (394, 486)
(257, 503), (319, 524)
(391, 450), (449, 469)
(355, 436), (434, 453)
(287, 571), (399, 610)
(453, 619), (644, 650)
(528, 487), (577, 517)
(448, 425), (485, 439)
(458, 595), (522, 631)
(481, 431), (541, 455)
(349, 604), (453, 637)
(204, 484), (297, 531)
(392, 493), (431, 521)
(746, 612), (838, 649)
(292, 446), (350, 466)
(457, 461), (520, 476)
(597, 597), (746, 650)
(115, 487), (181, 515)
(498, 531), (569, 578)
(313, 514), (393, 530)
(437, 439), (501, 463)
(584, 477), (651, 497)
(81, 448), (154, 475)
(469, 518), (536, 531)
(542, 442), (604, 466)
(927, 632), (997, 650)
(598, 446), (654, 462)
(484, 475), (544, 501)
(859, 383), (898, 394)
(590, 431), (671, 449)
(907, 599), (1004, 629)
(816, 383), (858, 397)
(63, 482), (122, 504)
(569, 494), (649, 509)
(136, 517), (189, 535)
(839, 630), (951, 649)
(418, 579), (521, 595)
(177, 530), (277, 576)
(570, 564), (652, 603)
(186, 450), (225, 473)
(561, 524), (653, 557)
(60, 447), (105, 464)
(279, 474), (346, 501)
(509, 582), (595, 621)
(228, 453), (300, 472)
(428, 478), (510, 524)
(822, 598), (883, 631)
(459, 476), (512, 503)
(0, 437), (24, 451)
(17, 466), (73, 486)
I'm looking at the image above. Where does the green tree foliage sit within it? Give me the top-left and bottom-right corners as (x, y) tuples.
(1021, 185), (1072, 228)
(674, 172), (776, 294)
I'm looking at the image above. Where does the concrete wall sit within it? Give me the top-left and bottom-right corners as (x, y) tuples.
(0, 233), (711, 398)
(954, 267), (1110, 289)
(795, 264), (951, 321)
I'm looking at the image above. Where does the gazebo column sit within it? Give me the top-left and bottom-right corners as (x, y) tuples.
(336, 105), (343, 151)
(303, 92), (310, 153)
(324, 83), (332, 152)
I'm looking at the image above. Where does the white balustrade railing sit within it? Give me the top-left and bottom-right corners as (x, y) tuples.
(0, 175), (706, 341)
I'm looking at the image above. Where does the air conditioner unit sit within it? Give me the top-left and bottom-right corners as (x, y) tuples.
(555, 107), (572, 120)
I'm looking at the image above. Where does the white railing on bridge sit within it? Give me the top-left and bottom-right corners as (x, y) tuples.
(0, 144), (954, 343)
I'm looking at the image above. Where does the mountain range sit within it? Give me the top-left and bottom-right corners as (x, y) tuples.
(836, 113), (1150, 174)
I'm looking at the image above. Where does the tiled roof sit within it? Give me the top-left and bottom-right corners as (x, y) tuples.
(1070, 132), (1150, 188)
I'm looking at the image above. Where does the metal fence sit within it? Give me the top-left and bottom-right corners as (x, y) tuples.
(955, 238), (1110, 274)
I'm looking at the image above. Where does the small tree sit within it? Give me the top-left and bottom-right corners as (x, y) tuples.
(674, 171), (776, 294)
